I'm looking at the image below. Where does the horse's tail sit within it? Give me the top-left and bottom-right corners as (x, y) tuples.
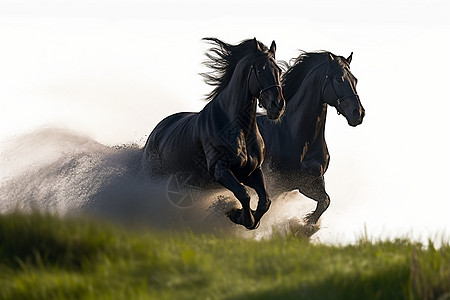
(141, 136), (157, 178)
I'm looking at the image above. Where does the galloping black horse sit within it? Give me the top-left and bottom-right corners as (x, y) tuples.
(143, 38), (285, 229)
(257, 51), (365, 225)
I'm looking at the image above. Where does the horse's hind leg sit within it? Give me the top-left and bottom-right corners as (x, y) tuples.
(299, 176), (330, 225)
(213, 161), (255, 229)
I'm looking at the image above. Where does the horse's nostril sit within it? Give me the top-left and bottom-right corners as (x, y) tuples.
(352, 109), (360, 117)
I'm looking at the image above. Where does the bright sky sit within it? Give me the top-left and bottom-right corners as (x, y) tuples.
(1, 0), (449, 243)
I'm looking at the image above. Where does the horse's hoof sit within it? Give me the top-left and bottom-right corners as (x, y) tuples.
(247, 200), (271, 230)
(226, 208), (255, 229)
(226, 208), (240, 222)
(246, 218), (260, 230)
(302, 223), (320, 237)
(257, 199), (271, 217)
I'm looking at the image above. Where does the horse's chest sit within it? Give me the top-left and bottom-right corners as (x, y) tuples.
(227, 129), (263, 168)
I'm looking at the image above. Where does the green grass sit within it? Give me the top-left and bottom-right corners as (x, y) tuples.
(0, 212), (449, 300)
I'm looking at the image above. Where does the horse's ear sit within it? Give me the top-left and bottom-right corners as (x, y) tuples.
(253, 38), (261, 52)
(347, 52), (353, 64)
(269, 41), (276, 58)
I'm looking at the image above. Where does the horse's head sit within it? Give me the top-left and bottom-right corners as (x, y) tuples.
(248, 39), (285, 120)
(322, 53), (365, 126)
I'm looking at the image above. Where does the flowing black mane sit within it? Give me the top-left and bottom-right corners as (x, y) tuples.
(281, 51), (350, 102)
(201, 37), (272, 101)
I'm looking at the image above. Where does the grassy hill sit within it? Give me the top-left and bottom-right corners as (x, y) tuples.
(0, 212), (449, 300)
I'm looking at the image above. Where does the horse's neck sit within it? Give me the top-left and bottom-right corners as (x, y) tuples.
(219, 67), (257, 134)
(284, 72), (327, 146)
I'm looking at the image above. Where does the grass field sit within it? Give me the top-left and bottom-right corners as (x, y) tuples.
(0, 212), (449, 300)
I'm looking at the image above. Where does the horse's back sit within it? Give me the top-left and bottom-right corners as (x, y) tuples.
(143, 112), (203, 174)
(147, 112), (196, 147)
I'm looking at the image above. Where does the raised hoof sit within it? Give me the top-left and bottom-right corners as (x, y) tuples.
(226, 208), (255, 230)
(247, 200), (271, 230)
(246, 214), (260, 230)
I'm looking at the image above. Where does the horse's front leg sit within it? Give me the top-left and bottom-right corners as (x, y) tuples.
(241, 167), (271, 229)
(298, 175), (330, 225)
(213, 161), (255, 229)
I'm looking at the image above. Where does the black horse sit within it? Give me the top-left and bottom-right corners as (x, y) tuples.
(257, 51), (365, 225)
(143, 38), (285, 229)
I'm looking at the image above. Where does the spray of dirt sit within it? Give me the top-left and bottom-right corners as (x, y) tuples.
(0, 128), (319, 239)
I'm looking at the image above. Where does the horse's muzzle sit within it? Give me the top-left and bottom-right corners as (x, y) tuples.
(267, 104), (285, 120)
(266, 96), (285, 120)
(348, 106), (365, 127)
